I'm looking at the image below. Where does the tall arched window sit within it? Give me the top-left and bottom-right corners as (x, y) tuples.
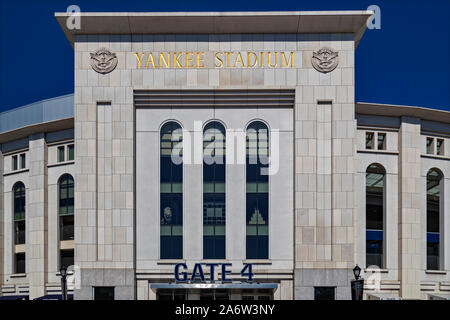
(427, 168), (443, 270)
(203, 121), (226, 259)
(59, 174), (74, 242)
(13, 182), (26, 245)
(160, 122), (183, 259)
(366, 163), (385, 268)
(246, 121), (269, 259)
(13, 182), (26, 274)
(59, 174), (74, 269)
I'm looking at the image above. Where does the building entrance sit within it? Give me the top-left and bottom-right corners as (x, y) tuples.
(154, 287), (275, 300)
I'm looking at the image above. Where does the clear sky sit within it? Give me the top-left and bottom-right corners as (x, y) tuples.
(0, 0), (448, 112)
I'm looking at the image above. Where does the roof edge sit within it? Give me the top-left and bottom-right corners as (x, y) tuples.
(54, 10), (373, 48)
(356, 102), (450, 124)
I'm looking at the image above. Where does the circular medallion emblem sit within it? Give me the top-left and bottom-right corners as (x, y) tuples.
(90, 48), (118, 74)
(311, 47), (339, 73)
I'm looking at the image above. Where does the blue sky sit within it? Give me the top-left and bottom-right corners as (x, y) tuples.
(0, 0), (448, 112)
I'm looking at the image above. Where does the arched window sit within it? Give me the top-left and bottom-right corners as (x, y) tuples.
(427, 168), (443, 270)
(366, 163), (386, 268)
(203, 121), (226, 259)
(246, 121), (269, 259)
(59, 174), (74, 242)
(13, 182), (26, 274)
(160, 122), (183, 259)
(13, 182), (26, 245)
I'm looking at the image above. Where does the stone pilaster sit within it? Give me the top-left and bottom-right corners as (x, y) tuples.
(398, 116), (422, 299)
(27, 134), (48, 299)
(0, 152), (4, 295)
(74, 35), (135, 300)
(294, 35), (356, 299)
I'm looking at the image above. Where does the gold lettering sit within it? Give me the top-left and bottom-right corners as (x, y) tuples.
(159, 53), (170, 68)
(268, 52), (277, 68)
(224, 52), (233, 68)
(185, 52), (194, 68)
(134, 52), (145, 69)
(281, 52), (294, 68)
(173, 52), (182, 68)
(233, 52), (245, 68)
(214, 52), (223, 68)
(260, 52), (264, 68)
(196, 52), (205, 68)
(247, 52), (257, 68)
(145, 53), (156, 69)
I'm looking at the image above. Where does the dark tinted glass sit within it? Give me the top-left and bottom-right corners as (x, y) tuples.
(94, 287), (114, 300)
(246, 122), (269, 259)
(60, 249), (74, 269)
(13, 182), (25, 221)
(366, 164), (385, 268)
(14, 221), (25, 245)
(59, 174), (74, 215)
(60, 215), (74, 241)
(68, 145), (75, 161)
(203, 122), (226, 259)
(314, 287), (335, 300)
(15, 253), (25, 274)
(427, 169), (442, 270)
(160, 122), (183, 259)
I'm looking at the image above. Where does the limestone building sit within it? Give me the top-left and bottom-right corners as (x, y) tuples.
(0, 11), (449, 300)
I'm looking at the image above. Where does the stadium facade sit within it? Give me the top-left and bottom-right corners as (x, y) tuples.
(0, 11), (449, 300)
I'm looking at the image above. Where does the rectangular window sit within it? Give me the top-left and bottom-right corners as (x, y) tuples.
(68, 144), (75, 161)
(14, 220), (26, 245)
(12, 155), (18, 171)
(60, 215), (74, 241)
(426, 137), (434, 154)
(20, 154), (26, 169)
(60, 249), (74, 269)
(377, 133), (386, 150)
(157, 289), (187, 301)
(14, 253), (25, 274)
(58, 146), (65, 162)
(314, 287), (336, 300)
(436, 139), (444, 156)
(365, 132), (374, 149)
(93, 287), (115, 300)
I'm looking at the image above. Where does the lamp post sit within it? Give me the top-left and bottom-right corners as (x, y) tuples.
(353, 265), (361, 280)
(350, 265), (364, 300)
(60, 266), (68, 301)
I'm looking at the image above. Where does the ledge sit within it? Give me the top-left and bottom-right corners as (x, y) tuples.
(3, 168), (29, 177)
(10, 273), (27, 278)
(425, 270), (447, 275)
(357, 149), (399, 156)
(243, 259), (272, 265)
(364, 268), (389, 273)
(421, 154), (450, 161)
(47, 160), (75, 168)
(157, 259), (186, 265)
(55, 271), (74, 276)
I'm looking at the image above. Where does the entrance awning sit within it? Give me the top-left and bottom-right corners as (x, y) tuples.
(150, 283), (278, 289)
(0, 295), (29, 300)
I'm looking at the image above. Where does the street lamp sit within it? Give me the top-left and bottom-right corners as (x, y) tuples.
(60, 266), (68, 301)
(353, 265), (361, 280)
(350, 264), (364, 300)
